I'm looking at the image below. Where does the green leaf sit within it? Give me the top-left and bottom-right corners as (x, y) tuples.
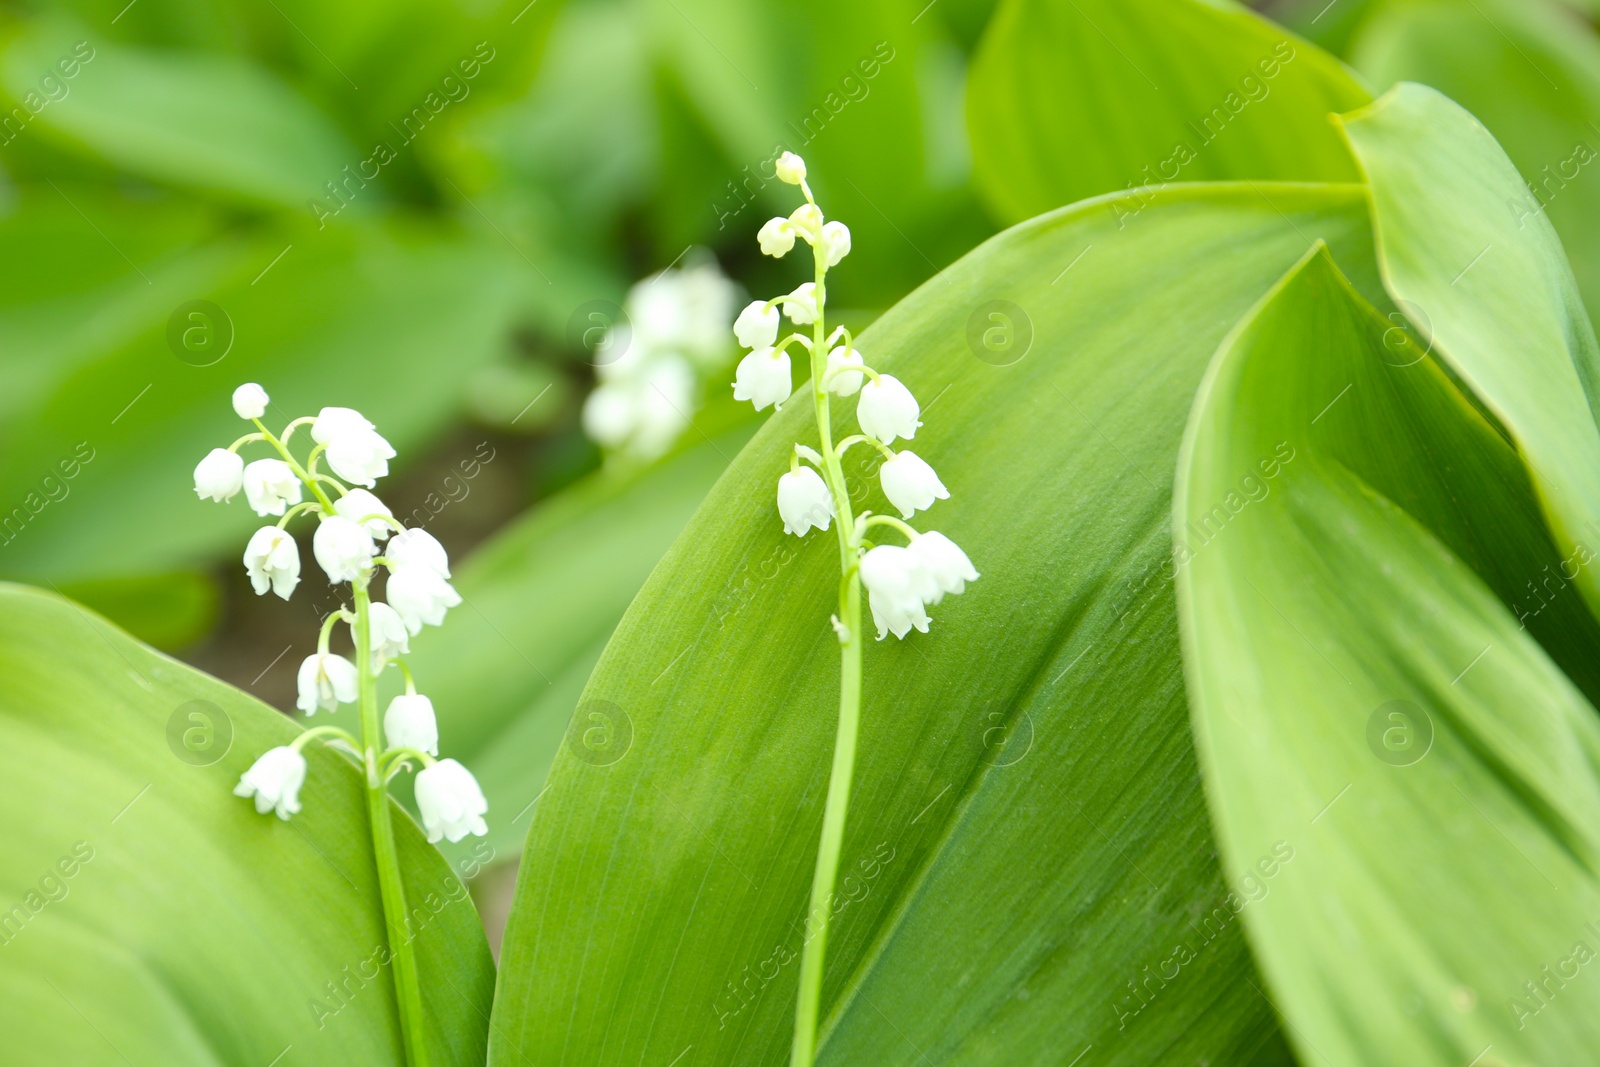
(967, 0), (1371, 223)
(0, 583), (494, 1064)
(0, 216), (520, 586)
(1335, 82), (1600, 614)
(55, 571), (220, 651)
(1176, 244), (1600, 1063)
(489, 183), (1388, 1064)
(1347, 0), (1600, 326)
(0, 24), (355, 207)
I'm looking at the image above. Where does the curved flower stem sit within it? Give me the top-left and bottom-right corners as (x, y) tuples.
(791, 226), (864, 1067)
(861, 514), (919, 543)
(252, 418), (335, 512)
(354, 577), (430, 1066)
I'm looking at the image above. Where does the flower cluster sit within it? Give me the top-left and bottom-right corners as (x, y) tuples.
(582, 256), (741, 462)
(732, 152), (977, 639)
(194, 384), (488, 844)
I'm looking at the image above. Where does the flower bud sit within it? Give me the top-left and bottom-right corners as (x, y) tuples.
(775, 151), (807, 185)
(384, 693), (439, 756)
(732, 348), (793, 412)
(233, 746), (307, 820)
(194, 448), (245, 502)
(788, 203), (823, 241)
(415, 758), (489, 843)
(243, 458), (303, 516)
(777, 468), (833, 536)
(313, 515), (376, 583)
(296, 652), (359, 714)
(856, 374), (921, 444)
(734, 300), (780, 349)
(243, 526), (301, 600)
(819, 221), (851, 267)
(879, 451), (949, 519)
(232, 383), (269, 420)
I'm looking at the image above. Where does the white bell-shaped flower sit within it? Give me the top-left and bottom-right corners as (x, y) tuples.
(313, 515), (376, 583)
(384, 694), (439, 756)
(824, 346), (865, 396)
(582, 383), (637, 450)
(233, 746), (307, 820)
(781, 283), (819, 325)
(243, 526), (301, 600)
(243, 458), (303, 517)
(232, 382), (269, 420)
(311, 406), (394, 487)
(296, 652), (359, 714)
(777, 468), (833, 536)
(775, 151), (806, 185)
(368, 602), (411, 665)
(334, 489), (395, 541)
(387, 564), (462, 635)
(879, 451), (949, 519)
(908, 532), (979, 603)
(733, 347), (792, 412)
(734, 300), (780, 349)
(628, 356), (696, 460)
(414, 758), (489, 843)
(387, 527), (451, 578)
(819, 221), (851, 267)
(758, 217), (796, 258)
(859, 545), (932, 641)
(194, 448), (244, 502)
(856, 374), (921, 444)
(788, 203), (823, 242)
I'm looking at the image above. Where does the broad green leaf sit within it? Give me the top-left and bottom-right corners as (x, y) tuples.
(0, 583), (494, 1064)
(1336, 83), (1600, 614)
(344, 430), (750, 869)
(0, 24), (354, 207)
(1348, 0), (1600, 324)
(489, 183), (1389, 1065)
(0, 216), (521, 586)
(56, 571), (220, 651)
(1176, 245), (1600, 1063)
(967, 0), (1370, 223)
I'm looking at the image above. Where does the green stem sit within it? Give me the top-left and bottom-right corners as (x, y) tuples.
(253, 418), (335, 512)
(355, 578), (430, 1066)
(791, 227), (865, 1067)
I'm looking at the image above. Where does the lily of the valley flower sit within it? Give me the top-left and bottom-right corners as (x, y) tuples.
(781, 283), (819, 325)
(243, 526), (301, 600)
(194, 448), (245, 502)
(387, 527), (451, 578)
(734, 300), (780, 349)
(414, 758), (489, 843)
(368, 602), (411, 665)
(233, 746), (307, 820)
(788, 203), (823, 242)
(824, 346), (865, 397)
(775, 151), (807, 185)
(859, 545), (932, 640)
(296, 652), (358, 715)
(778, 467), (833, 536)
(733, 347), (792, 411)
(313, 515), (376, 583)
(879, 451), (948, 519)
(334, 488), (395, 540)
(387, 564), (462, 635)
(232, 382), (269, 420)
(856, 375), (921, 444)
(819, 222), (851, 268)
(243, 458), (303, 516)
(384, 694), (439, 757)
(311, 407), (395, 487)
(759, 217), (796, 258)
(908, 531), (979, 603)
